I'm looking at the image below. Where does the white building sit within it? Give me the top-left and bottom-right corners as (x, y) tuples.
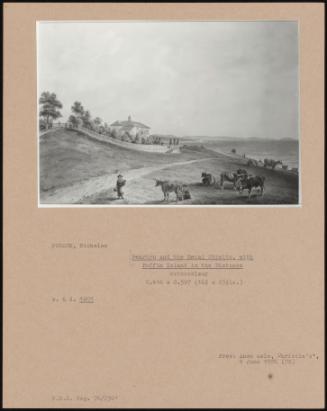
(110, 115), (150, 139)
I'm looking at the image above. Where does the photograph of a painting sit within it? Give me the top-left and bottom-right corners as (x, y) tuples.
(38, 21), (299, 206)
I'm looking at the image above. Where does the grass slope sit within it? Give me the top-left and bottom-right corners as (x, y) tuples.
(39, 129), (216, 192)
(40, 128), (299, 205)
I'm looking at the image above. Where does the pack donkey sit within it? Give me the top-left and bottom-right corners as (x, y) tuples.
(220, 169), (248, 190)
(155, 179), (191, 202)
(236, 175), (266, 198)
(201, 172), (218, 186)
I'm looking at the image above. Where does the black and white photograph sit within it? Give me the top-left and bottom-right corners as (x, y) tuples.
(38, 21), (299, 206)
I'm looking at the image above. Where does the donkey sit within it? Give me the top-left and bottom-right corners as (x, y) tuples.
(236, 175), (266, 198)
(155, 179), (190, 202)
(220, 168), (247, 190)
(201, 172), (218, 186)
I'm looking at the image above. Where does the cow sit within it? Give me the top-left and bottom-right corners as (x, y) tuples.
(201, 172), (217, 186)
(236, 175), (265, 198)
(220, 169), (248, 190)
(155, 179), (191, 202)
(264, 159), (283, 169)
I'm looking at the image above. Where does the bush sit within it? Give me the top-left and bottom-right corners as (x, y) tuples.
(68, 115), (82, 129)
(122, 132), (132, 142)
(39, 118), (47, 131)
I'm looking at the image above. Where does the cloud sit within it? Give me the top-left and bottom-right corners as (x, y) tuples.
(38, 21), (298, 138)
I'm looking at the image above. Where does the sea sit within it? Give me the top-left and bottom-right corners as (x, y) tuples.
(194, 138), (299, 169)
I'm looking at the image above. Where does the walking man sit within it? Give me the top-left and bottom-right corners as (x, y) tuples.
(115, 174), (126, 199)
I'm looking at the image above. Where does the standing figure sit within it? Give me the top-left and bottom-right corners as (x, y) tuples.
(115, 174), (126, 199)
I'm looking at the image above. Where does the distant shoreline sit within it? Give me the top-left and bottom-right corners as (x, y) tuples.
(181, 136), (298, 142)
(205, 146), (298, 175)
(197, 138), (299, 170)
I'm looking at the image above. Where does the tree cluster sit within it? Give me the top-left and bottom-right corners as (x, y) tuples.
(39, 92), (181, 148)
(39, 92), (63, 130)
(69, 102), (108, 134)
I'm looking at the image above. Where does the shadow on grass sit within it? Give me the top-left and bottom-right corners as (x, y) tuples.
(76, 194), (124, 204)
(143, 199), (193, 205)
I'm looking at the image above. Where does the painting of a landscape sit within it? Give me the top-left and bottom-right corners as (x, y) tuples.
(38, 21), (299, 206)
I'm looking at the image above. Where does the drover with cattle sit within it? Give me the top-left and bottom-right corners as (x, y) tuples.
(151, 166), (267, 203)
(155, 179), (191, 202)
(235, 175), (265, 198)
(38, 22), (299, 206)
(200, 168), (266, 198)
(219, 168), (248, 190)
(38, 97), (297, 206)
(201, 168), (266, 198)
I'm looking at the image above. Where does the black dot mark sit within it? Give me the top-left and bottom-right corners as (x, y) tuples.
(268, 373), (273, 379)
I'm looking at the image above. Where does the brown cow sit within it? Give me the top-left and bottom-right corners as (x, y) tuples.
(236, 175), (265, 198)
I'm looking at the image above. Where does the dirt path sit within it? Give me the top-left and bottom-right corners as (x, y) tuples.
(40, 157), (217, 204)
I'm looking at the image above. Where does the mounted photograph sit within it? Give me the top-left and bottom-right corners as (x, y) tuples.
(37, 21), (299, 206)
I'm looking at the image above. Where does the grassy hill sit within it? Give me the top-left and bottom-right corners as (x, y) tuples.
(39, 128), (299, 205)
(39, 128), (216, 193)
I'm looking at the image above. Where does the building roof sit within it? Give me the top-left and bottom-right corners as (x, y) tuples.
(119, 125), (134, 132)
(110, 119), (150, 129)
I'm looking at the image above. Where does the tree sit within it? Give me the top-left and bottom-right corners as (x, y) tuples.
(231, 148), (236, 154)
(68, 114), (82, 128)
(69, 102), (84, 129)
(39, 118), (47, 131)
(39, 92), (63, 129)
(122, 132), (132, 142)
(82, 110), (92, 129)
(111, 129), (118, 139)
(103, 123), (110, 135)
(94, 117), (102, 126)
(71, 101), (84, 118)
(92, 117), (102, 133)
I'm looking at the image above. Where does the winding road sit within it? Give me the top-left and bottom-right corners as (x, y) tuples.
(40, 157), (217, 204)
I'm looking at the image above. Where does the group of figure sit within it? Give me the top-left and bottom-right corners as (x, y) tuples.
(201, 169), (265, 198)
(246, 158), (283, 169)
(114, 175), (192, 203)
(115, 167), (266, 203)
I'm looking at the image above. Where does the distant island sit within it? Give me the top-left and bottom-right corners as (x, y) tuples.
(181, 136), (297, 142)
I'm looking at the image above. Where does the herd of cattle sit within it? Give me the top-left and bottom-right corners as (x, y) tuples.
(247, 158), (282, 169)
(152, 156), (292, 202)
(154, 168), (266, 202)
(201, 169), (265, 197)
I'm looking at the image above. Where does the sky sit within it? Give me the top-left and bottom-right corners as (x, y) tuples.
(38, 21), (298, 139)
